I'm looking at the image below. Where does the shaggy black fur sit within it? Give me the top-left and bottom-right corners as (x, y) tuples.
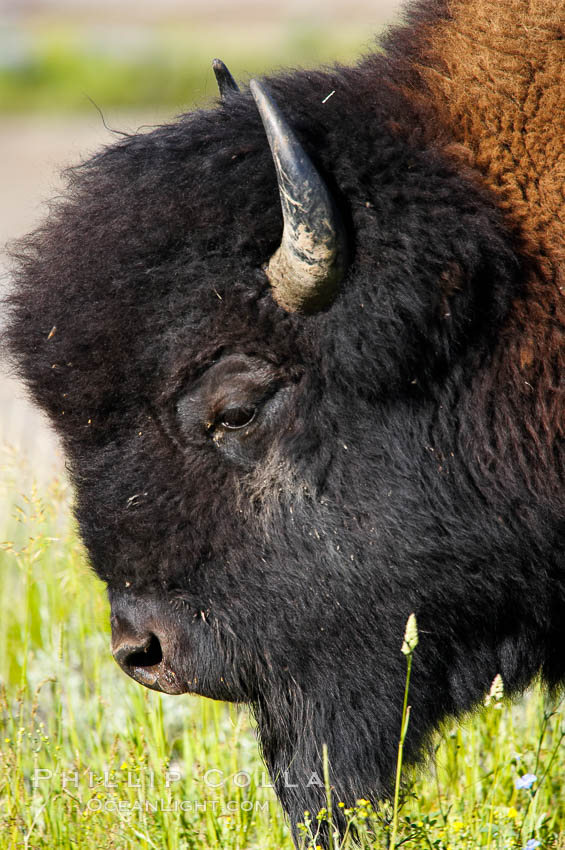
(4, 0), (564, 843)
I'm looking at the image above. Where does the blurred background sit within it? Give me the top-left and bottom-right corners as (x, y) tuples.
(0, 0), (403, 490)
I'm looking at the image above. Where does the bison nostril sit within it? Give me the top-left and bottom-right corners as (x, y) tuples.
(114, 633), (163, 671)
(110, 617), (184, 694)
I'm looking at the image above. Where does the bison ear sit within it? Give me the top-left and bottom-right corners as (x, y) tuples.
(212, 58), (240, 100)
(250, 79), (347, 314)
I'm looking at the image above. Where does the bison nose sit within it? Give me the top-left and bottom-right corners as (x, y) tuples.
(111, 617), (185, 695)
(113, 632), (163, 674)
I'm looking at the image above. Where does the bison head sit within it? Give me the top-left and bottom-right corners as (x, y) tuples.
(6, 40), (559, 841)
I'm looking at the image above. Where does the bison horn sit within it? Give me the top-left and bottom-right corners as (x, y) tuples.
(212, 58), (240, 99)
(250, 79), (347, 313)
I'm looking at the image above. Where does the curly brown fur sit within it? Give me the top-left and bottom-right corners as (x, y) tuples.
(379, 0), (565, 503)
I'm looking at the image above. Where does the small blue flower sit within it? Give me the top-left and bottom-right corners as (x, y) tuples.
(524, 840), (540, 850)
(515, 773), (537, 790)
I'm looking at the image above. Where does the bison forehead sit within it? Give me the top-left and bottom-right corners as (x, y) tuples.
(6, 67), (518, 456)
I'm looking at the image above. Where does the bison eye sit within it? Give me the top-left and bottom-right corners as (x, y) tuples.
(218, 405), (256, 430)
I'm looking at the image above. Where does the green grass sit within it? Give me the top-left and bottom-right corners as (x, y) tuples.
(1, 452), (564, 849)
(0, 21), (377, 113)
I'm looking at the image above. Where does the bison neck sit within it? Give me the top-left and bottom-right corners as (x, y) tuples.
(393, 0), (564, 508)
(411, 0), (564, 282)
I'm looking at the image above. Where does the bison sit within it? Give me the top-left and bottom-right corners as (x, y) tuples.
(3, 0), (564, 843)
